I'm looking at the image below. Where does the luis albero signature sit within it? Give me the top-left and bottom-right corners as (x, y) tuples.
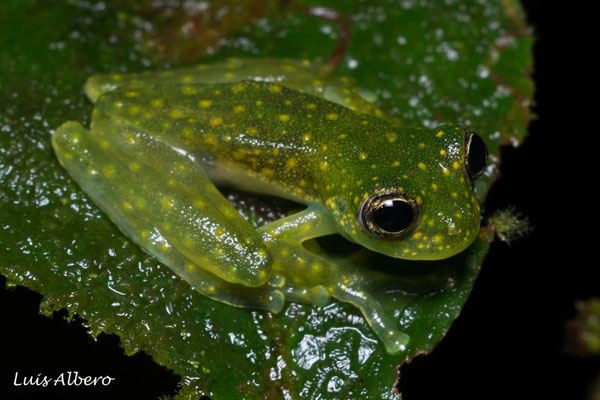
(13, 371), (115, 387)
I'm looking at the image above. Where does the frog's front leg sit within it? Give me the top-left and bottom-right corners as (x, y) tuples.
(52, 121), (285, 312)
(258, 205), (410, 354)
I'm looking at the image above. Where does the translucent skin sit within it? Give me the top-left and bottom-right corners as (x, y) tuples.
(52, 59), (481, 354)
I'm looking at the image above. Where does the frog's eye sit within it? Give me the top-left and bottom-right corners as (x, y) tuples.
(359, 193), (420, 238)
(465, 131), (488, 181)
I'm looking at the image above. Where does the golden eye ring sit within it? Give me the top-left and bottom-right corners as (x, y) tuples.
(359, 192), (420, 238)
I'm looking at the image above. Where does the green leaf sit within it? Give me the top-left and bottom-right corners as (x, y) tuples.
(0, 0), (532, 398)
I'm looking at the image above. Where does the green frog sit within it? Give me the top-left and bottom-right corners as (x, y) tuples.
(52, 58), (487, 354)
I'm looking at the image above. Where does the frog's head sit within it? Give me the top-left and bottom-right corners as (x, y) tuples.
(331, 124), (488, 260)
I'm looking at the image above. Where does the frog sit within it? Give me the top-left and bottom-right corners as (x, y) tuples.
(51, 58), (488, 355)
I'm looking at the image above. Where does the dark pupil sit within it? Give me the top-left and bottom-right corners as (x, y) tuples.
(373, 200), (414, 233)
(467, 133), (487, 178)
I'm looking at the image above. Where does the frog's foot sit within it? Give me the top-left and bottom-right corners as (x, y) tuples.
(275, 263), (409, 353)
(330, 280), (410, 354)
(265, 237), (409, 354)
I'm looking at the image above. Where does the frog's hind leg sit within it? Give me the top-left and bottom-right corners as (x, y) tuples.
(52, 121), (283, 311)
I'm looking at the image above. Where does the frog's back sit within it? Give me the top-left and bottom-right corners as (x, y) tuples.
(86, 58), (393, 124)
(94, 80), (396, 204)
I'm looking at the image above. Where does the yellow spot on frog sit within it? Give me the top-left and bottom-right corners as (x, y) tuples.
(302, 133), (311, 142)
(418, 162), (426, 170)
(440, 149), (446, 155)
(326, 113), (339, 120)
(125, 91), (138, 97)
(204, 134), (217, 145)
(151, 99), (163, 108)
(199, 100), (212, 108)
(306, 103), (317, 110)
(210, 117), (223, 126)
(257, 249), (268, 259)
(436, 130), (444, 137)
(359, 152), (367, 160)
(231, 83), (245, 94)
(269, 85), (282, 93)
(261, 168), (274, 177)
(286, 158), (297, 168)
(170, 110), (184, 119)
(278, 114), (290, 122)
(233, 105), (245, 113)
(452, 161), (460, 169)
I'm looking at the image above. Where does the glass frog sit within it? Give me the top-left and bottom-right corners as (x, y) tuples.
(52, 58), (488, 354)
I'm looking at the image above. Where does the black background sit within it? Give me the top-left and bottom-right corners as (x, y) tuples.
(1, 1), (596, 399)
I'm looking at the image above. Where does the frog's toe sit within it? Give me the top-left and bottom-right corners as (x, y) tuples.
(331, 282), (410, 354)
(382, 330), (410, 355)
(312, 285), (329, 307)
(266, 290), (285, 313)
